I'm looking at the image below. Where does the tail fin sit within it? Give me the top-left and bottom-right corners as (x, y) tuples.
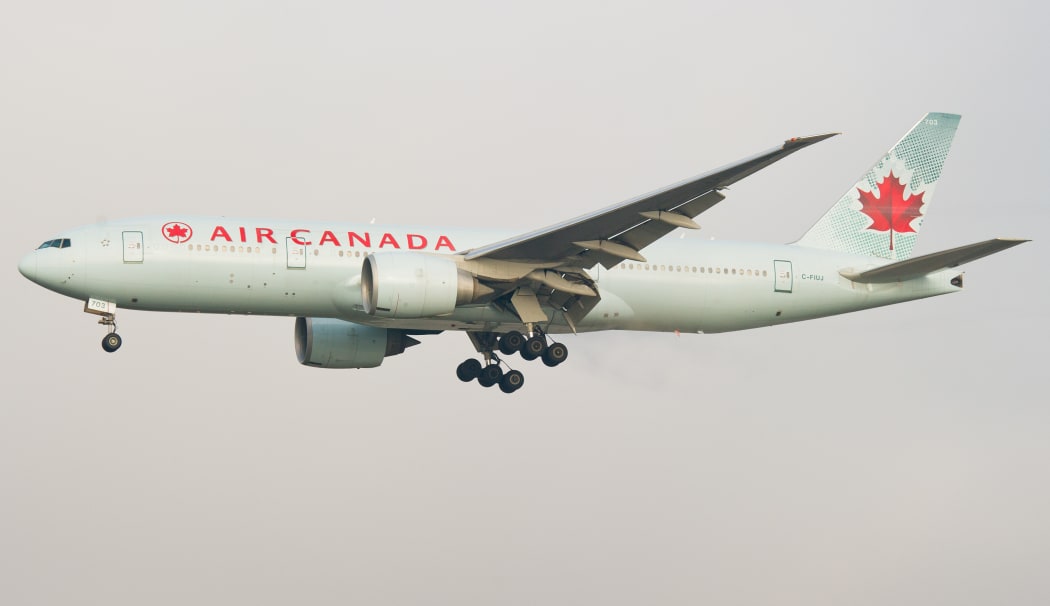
(795, 112), (961, 260)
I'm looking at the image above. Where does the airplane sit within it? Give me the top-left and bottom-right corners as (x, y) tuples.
(17, 112), (1028, 394)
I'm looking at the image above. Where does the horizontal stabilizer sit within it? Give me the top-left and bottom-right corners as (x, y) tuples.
(840, 238), (1029, 283)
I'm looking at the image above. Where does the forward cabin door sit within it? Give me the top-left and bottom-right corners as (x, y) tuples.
(773, 260), (793, 293)
(122, 231), (144, 263)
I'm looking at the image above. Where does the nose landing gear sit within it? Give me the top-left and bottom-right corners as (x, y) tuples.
(85, 298), (122, 353)
(98, 314), (122, 352)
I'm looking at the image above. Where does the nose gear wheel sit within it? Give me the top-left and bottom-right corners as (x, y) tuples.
(90, 308), (123, 353)
(101, 332), (123, 352)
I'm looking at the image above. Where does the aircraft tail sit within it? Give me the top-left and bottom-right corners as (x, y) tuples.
(795, 112), (961, 260)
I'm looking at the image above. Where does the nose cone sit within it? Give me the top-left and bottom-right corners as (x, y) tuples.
(18, 251), (36, 282)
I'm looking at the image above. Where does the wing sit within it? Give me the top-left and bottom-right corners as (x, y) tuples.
(456, 132), (837, 330)
(465, 133), (837, 269)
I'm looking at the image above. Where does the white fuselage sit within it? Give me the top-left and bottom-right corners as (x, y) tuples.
(19, 216), (961, 335)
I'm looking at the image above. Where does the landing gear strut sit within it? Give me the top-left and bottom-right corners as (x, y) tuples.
(85, 299), (122, 353)
(458, 327), (568, 394)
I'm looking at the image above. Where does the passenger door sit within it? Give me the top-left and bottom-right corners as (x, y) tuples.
(773, 260), (792, 293)
(122, 231), (144, 263)
(286, 237), (306, 269)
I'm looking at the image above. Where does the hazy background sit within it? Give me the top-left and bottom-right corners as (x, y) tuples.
(2, 1), (1047, 604)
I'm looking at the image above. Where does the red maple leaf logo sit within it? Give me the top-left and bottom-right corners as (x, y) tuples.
(162, 221), (193, 244)
(857, 171), (924, 250)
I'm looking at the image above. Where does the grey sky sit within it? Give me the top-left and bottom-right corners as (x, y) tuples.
(2, 1), (1048, 604)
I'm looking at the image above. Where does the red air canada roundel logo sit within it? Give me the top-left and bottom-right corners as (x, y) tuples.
(162, 221), (193, 244)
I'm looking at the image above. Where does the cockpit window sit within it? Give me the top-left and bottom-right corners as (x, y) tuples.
(36, 239), (72, 249)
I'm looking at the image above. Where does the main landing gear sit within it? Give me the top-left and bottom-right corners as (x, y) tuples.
(457, 328), (568, 394)
(456, 357), (525, 393)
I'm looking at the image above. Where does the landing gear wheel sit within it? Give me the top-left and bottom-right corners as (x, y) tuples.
(520, 335), (547, 361)
(101, 333), (123, 353)
(499, 331), (525, 355)
(499, 369), (525, 393)
(477, 364), (503, 388)
(542, 342), (568, 367)
(456, 358), (483, 382)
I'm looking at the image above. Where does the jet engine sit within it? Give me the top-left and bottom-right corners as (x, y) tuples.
(361, 252), (481, 318)
(294, 317), (419, 369)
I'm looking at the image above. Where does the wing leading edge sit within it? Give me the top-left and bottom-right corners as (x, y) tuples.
(465, 132), (838, 268)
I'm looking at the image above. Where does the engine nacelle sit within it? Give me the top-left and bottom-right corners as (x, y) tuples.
(361, 252), (477, 318)
(294, 317), (418, 369)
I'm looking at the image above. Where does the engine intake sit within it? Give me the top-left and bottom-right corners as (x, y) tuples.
(294, 317), (418, 369)
(361, 252), (479, 318)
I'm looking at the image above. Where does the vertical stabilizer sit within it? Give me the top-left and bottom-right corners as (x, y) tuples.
(795, 112), (960, 260)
